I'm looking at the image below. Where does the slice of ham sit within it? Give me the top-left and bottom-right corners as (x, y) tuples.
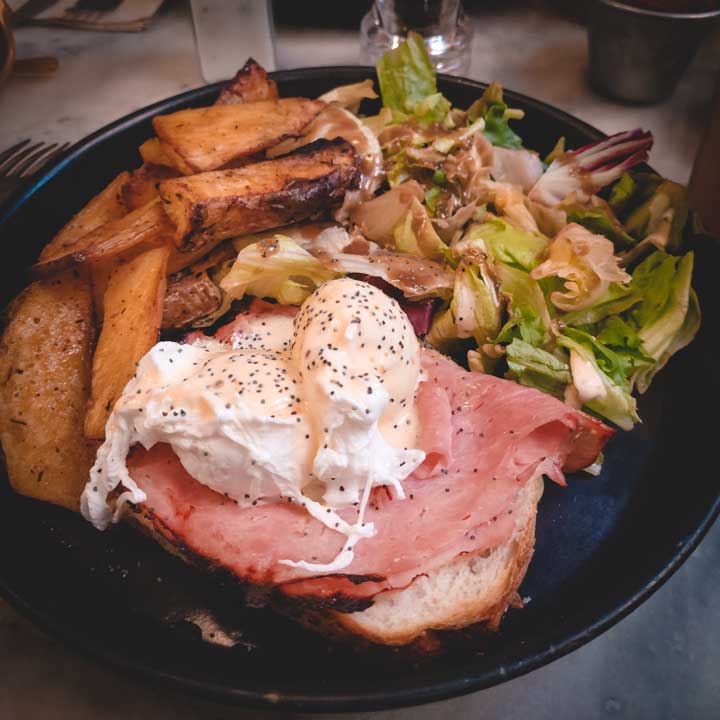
(184, 298), (298, 347)
(216, 298), (298, 340)
(127, 330), (612, 603)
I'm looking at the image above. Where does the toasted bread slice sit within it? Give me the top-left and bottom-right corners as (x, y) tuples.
(311, 475), (543, 646)
(123, 474), (543, 648)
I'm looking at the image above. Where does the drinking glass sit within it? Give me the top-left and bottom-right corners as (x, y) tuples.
(360, 0), (472, 75)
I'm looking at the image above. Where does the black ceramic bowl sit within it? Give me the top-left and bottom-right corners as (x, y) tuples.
(0, 68), (718, 713)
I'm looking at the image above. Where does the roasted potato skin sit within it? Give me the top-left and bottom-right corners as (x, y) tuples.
(0, 271), (97, 511)
(121, 164), (180, 211)
(38, 172), (129, 264)
(139, 138), (196, 175)
(32, 199), (174, 278)
(152, 98), (326, 174)
(84, 247), (170, 439)
(215, 58), (279, 105)
(159, 138), (360, 251)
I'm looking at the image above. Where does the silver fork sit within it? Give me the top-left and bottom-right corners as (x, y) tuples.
(0, 139), (71, 206)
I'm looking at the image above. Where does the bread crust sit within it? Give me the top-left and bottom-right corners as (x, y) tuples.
(121, 476), (543, 649)
(278, 476), (543, 647)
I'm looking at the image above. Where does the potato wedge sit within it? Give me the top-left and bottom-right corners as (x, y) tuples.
(81, 216), (223, 317)
(215, 58), (279, 105)
(38, 172), (129, 263)
(139, 138), (172, 167)
(84, 247), (170, 439)
(121, 164), (180, 211)
(90, 237), (230, 314)
(166, 237), (228, 274)
(139, 138), (195, 175)
(158, 138), (360, 251)
(0, 272), (96, 510)
(152, 98), (325, 174)
(33, 199), (174, 277)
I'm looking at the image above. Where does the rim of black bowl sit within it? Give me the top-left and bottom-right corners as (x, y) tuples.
(1, 66), (719, 713)
(598, 0), (720, 21)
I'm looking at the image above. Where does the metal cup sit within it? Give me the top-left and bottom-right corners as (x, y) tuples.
(587, 0), (720, 104)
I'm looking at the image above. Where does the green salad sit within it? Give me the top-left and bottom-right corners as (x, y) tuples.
(216, 33), (700, 432)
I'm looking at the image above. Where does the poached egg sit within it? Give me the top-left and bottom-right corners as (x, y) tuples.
(82, 278), (426, 572)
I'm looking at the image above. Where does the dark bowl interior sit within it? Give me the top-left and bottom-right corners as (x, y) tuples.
(0, 67), (718, 713)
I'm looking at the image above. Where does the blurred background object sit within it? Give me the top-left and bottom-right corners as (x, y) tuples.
(9, 0), (164, 31)
(359, 0), (473, 73)
(0, 0), (15, 85)
(588, 0), (720, 103)
(1, 0), (58, 83)
(0, 138), (70, 204)
(190, 0), (275, 84)
(689, 76), (720, 235)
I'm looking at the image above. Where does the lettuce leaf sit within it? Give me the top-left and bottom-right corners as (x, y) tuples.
(566, 205), (636, 250)
(628, 251), (691, 341)
(544, 136), (565, 166)
(393, 200), (454, 262)
(426, 261), (501, 353)
(530, 222), (631, 312)
(594, 316), (654, 378)
(318, 79), (378, 113)
(610, 172), (689, 253)
(596, 315), (649, 355)
(220, 236), (338, 305)
(424, 184), (442, 214)
(467, 82), (504, 121)
(562, 327), (632, 384)
(376, 32), (450, 125)
(505, 338), (571, 398)
(460, 218), (548, 272)
(625, 180), (689, 253)
(561, 282), (641, 326)
(634, 288), (700, 393)
(466, 82), (524, 149)
(482, 102), (524, 149)
(627, 250), (697, 392)
(495, 262), (553, 347)
(558, 329), (639, 430)
(609, 171), (662, 218)
(413, 92), (452, 126)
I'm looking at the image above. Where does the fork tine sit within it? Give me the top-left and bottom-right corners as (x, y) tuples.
(0, 142), (45, 175)
(12, 143), (60, 178)
(20, 142), (71, 178)
(0, 139), (32, 167)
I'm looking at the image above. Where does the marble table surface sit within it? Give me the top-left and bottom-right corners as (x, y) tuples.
(1, 3), (719, 718)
